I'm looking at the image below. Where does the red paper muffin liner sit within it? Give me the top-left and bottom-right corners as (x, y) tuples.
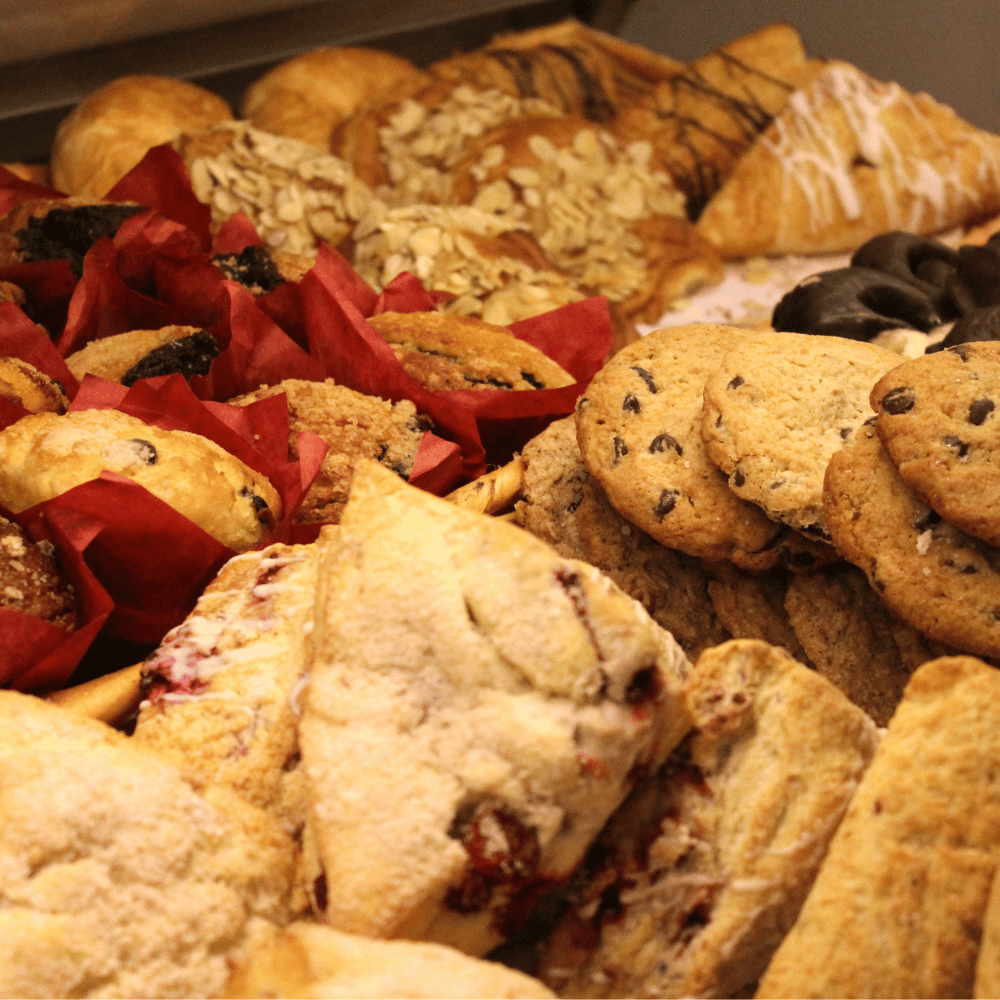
(0, 144), (614, 684)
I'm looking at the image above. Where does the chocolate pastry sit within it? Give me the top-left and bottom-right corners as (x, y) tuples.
(772, 266), (943, 340)
(850, 230), (960, 316)
(0, 199), (145, 276)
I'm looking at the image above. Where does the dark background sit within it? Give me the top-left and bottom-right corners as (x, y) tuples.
(1, 0), (996, 163)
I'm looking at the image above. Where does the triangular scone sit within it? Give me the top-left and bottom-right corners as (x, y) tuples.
(536, 639), (879, 999)
(0, 691), (296, 1000)
(299, 460), (692, 957)
(697, 61), (1000, 258)
(223, 921), (555, 999)
(758, 656), (1000, 998)
(134, 542), (320, 820)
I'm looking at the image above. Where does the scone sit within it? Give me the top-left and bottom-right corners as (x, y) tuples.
(299, 460), (692, 957)
(537, 639), (879, 999)
(133, 542), (319, 819)
(757, 655), (1000, 998)
(0, 690), (295, 1000)
(0, 408), (281, 553)
(50, 74), (234, 199)
(223, 921), (555, 999)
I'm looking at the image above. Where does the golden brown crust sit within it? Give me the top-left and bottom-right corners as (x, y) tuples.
(241, 47), (420, 150)
(757, 655), (1000, 999)
(697, 61), (1000, 258)
(0, 357), (67, 414)
(0, 409), (280, 553)
(65, 325), (209, 384)
(367, 310), (576, 391)
(0, 516), (76, 630)
(50, 74), (233, 199)
(229, 379), (427, 525)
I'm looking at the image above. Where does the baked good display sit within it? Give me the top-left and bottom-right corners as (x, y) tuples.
(299, 460), (691, 956)
(757, 655), (1000, 998)
(65, 325), (220, 385)
(241, 47), (421, 150)
(366, 309), (576, 391)
(0, 408), (280, 553)
(49, 74), (234, 199)
(7, 16), (1000, 998)
(229, 378), (430, 525)
(0, 515), (76, 629)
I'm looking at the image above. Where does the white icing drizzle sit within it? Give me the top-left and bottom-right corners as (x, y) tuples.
(762, 63), (1000, 243)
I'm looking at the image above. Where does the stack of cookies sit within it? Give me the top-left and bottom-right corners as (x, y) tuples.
(516, 322), (971, 728)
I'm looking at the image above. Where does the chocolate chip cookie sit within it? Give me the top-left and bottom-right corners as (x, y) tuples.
(871, 341), (1000, 546)
(702, 331), (902, 536)
(824, 418), (1000, 659)
(575, 323), (828, 571)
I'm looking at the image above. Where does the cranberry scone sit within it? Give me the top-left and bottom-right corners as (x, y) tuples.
(536, 639), (878, 999)
(298, 460), (692, 957)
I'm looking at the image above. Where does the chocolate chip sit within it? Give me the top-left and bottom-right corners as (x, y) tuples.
(944, 435), (970, 458)
(121, 331), (220, 387)
(733, 469), (745, 487)
(211, 244), (286, 293)
(969, 398), (995, 425)
(613, 436), (628, 463)
(654, 489), (680, 520)
(881, 387), (915, 414)
(622, 393), (641, 413)
(649, 433), (682, 455)
(727, 375), (745, 390)
(961, 564), (979, 574)
(520, 371), (544, 389)
(624, 664), (662, 705)
(770, 480), (784, 489)
(839, 427), (852, 440)
(127, 438), (157, 464)
(631, 366), (657, 393)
